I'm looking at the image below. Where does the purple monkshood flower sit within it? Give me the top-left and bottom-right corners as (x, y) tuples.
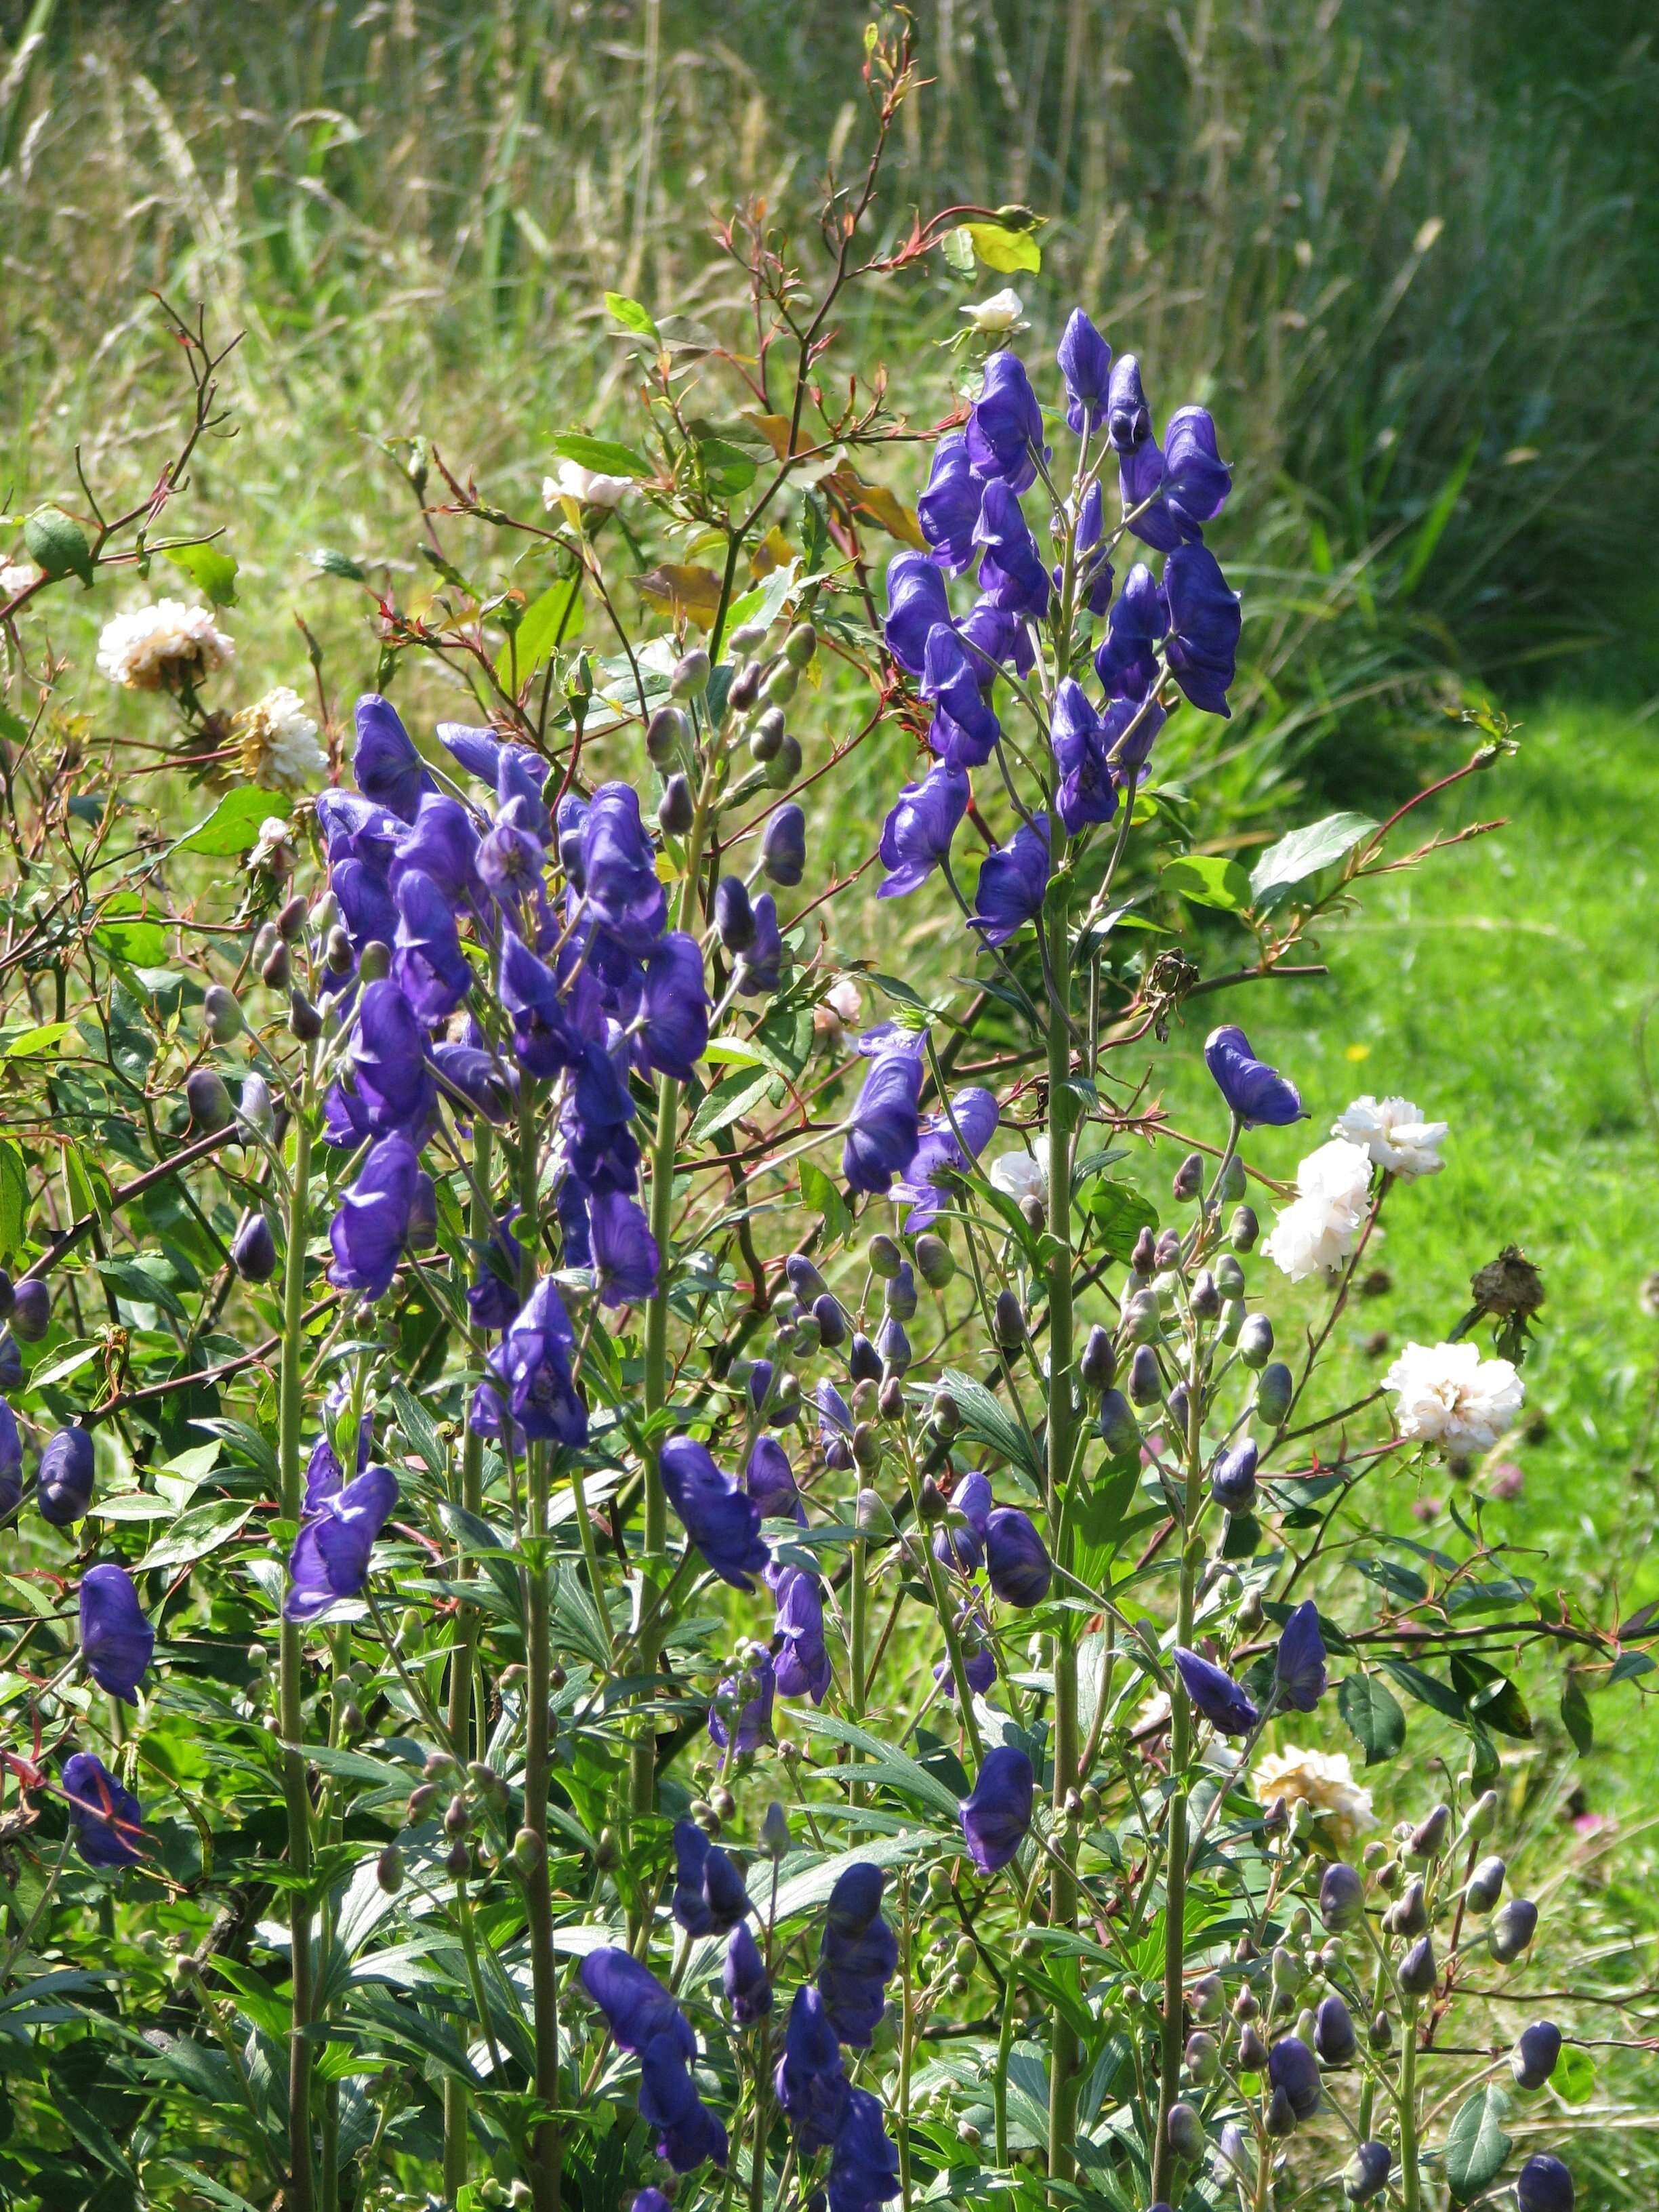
(724, 1923), (773, 2024)
(1057, 308), (1113, 434)
(39, 1426), (96, 1526)
(966, 352), (1046, 493)
(661, 1437), (769, 1590)
(776, 1984), (850, 2152)
(973, 479), (1050, 620)
(1051, 679), (1120, 836)
(0, 1397), (22, 1517)
(631, 2037), (726, 2171)
(1269, 2034), (1322, 2122)
(842, 1049), (924, 1195)
(934, 1469), (992, 1573)
(579, 1948), (696, 2062)
(771, 1565), (832, 1703)
(61, 1750), (142, 1869)
(960, 1743), (1035, 1874)
(883, 552), (951, 676)
(985, 1507), (1053, 1607)
(829, 2085), (901, 2212)
(480, 1277), (588, 1448)
(625, 931), (708, 1083)
(329, 1132), (420, 1302)
(353, 693), (434, 823)
(499, 930), (584, 1078)
(285, 1464), (398, 1622)
(893, 1086), (999, 1229)
(389, 793), (482, 907)
(1071, 480), (1115, 617)
(922, 624), (1000, 769)
(915, 432), (980, 571)
(671, 1818), (750, 1936)
(1105, 354), (1153, 451)
(432, 1041), (516, 1124)
(1174, 1646), (1260, 1736)
(438, 724), (551, 836)
(589, 1189), (659, 1307)
(937, 1641), (998, 1700)
(467, 1213), (523, 1333)
(709, 1650), (775, 1756)
(348, 978), (436, 1140)
(1094, 562), (1169, 699)
(816, 1380), (854, 1454)
(818, 1863), (898, 2048)
(1203, 1025), (1305, 1128)
(392, 868), (472, 1021)
(763, 804), (806, 888)
(79, 1564), (154, 1702)
(746, 1435), (804, 1523)
(1275, 1599), (1327, 1713)
(581, 781), (667, 951)
(477, 812), (546, 902)
(735, 893), (783, 998)
(971, 817), (1050, 947)
(1166, 542), (1243, 716)
(316, 787), (403, 871)
(961, 595), (1035, 676)
(1122, 403), (1232, 554)
(878, 762), (968, 899)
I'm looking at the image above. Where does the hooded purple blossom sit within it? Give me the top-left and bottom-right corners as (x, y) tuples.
(353, 695), (434, 823)
(389, 793), (482, 907)
(973, 480), (1050, 619)
(317, 788), (403, 871)
(392, 868), (472, 1021)
(966, 352), (1046, 492)
(985, 1507), (1053, 1607)
(1094, 562), (1169, 699)
(1165, 542), (1243, 716)
(762, 804), (806, 888)
(346, 979), (437, 1141)
(922, 624), (1000, 768)
(661, 1436), (769, 1589)
(622, 931), (707, 1083)
(735, 892), (784, 998)
(971, 817), (1050, 947)
(829, 2086), (901, 2212)
(466, 1213), (524, 1332)
(1105, 355), (1153, 451)
(671, 1818), (751, 1936)
(961, 595), (1035, 676)
(771, 1565), (832, 1702)
(329, 1132), (420, 1301)
(818, 1863), (898, 2047)
(589, 1189), (659, 1307)
(724, 1923), (773, 2024)
(38, 1426), (96, 1526)
(284, 1464), (399, 1622)
(478, 808), (547, 903)
(1150, 407), (1232, 544)
(0, 1397), (22, 1517)
(481, 1277), (588, 1448)
(882, 553), (952, 677)
(936, 1641), (997, 1700)
(934, 1469), (991, 1572)
(638, 2032), (730, 2172)
(432, 1041), (516, 1124)
(1275, 1599), (1328, 1713)
(1057, 308), (1113, 434)
(1071, 480), (1115, 616)
(842, 1049), (924, 1195)
(498, 931), (583, 1079)
(708, 1650), (775, 1755)
(776, 1984), (850, 2152)
(1203, 1025), (1305, 1128)
(1269, 2034), (1322, 2122)
(579, 1948), (696, 2062)
(878, 762), (968, 899)
(1051, 678), (1120, 835)
(1174, 1645), (1260, 1736)
(581, 782), (666, 951)
(61, 1750), (142, 1870)
(893, 1086), (999, 1229)
(960, 1744), (1035, 1873)
(746, 1434), (804, 1523)
(915, 432), (980, 571)
(79, 1564), (154, 1702)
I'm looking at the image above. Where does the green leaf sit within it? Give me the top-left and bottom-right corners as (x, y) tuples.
(1380, 1656), (1465, 1723)
(312, 547), (368, 581)
(603, 292), (660, 343)
(1552, 2045), (1595, 2106)
(1337, 1672), (1406, 1765)
(0, 1141), (29, 1258)
(1162, 854), (1253, 910)
(94, 916), (167, 966)
(550, 433), (651, 480)
(1560, 1674), (1593, 1755)
(792, 1711), (960, 1816)
(1444, 2082), (1513, 2203)
(169, 787), (290, 859)
(135, 1498), (255, 1572)
(165, 541), (239, 607)
(1080, 1178), (1158, 1260)
(696, 438), (758, 497)
(387, 1383), (448, 1480)
(1450, 1652), (1532, 1739)
(24, 505), (93, 586)
(943, 225), (977, 275)
(939, 1368), (1043, 1488)
(687, 1067), (772, 1141)
(497, 573), (582, 687)
(1250, 811), (1377, 906)
(800, 1160), (851, 1248)
(963, 220), (1042, 274)
(1, 1019), (73, 1059)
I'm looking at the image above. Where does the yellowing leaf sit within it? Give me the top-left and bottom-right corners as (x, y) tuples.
(745, 412), (800, 461)
(636, 564), (726, 628)
(750, 527), (795, 579)
(964, 220), (1042, 274)
(836, 474), (926, 550)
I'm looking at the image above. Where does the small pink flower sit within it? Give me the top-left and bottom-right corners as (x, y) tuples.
(1489, 1461), (1525, 1500)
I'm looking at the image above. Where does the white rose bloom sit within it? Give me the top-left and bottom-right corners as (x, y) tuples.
(1334, 1094), (1448, 1179)
(237, 687), (327, 793)
(1, 562), (39, 596)
(96, 599), (234, 692)
(960, 287), (1027, 334)
(543, 461), (632, 510)
(989, 1136), (1048, 1204)
(247, 816), (297, 874)
(1381, 1339), (1523, 1455)
(1261, 1137), (1373, 1282)
(1253, 1745), (1374, 1847)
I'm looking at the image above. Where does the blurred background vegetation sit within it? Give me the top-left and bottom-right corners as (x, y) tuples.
(3, 0), (1659, 2182)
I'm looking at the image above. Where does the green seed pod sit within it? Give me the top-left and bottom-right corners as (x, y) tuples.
(930, 1387), (961, 1437)
(1462, 1788), (1500, 1842)
(1216, 1253), (1246, 1298)
(764, 661), (798, 707)
(783, 621), (817, 669)
(1218, 1153), (1247, 1202)
(764, 733), (802, 786)
(1218, 1296), (1245, 1343)
(851, 1421), (882, 1472)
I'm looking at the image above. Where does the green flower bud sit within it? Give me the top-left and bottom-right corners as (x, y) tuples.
(358, 939), (392, 984)
(1166, 2101), (1205, 2160)
(867, 1232), (903, 1279)
(670, 648), (710, 699)
(1230, 1202), (1260, 1252)
(1256, 1359), (1294, 1425)
(201, 983), (243, 1041)
(646, 704), (687, 763)
(783, 621), (817, 669)
(749, 705), (785, 762)
(914, 1232), (955, 1288)
(376, 1845), (405, 1893)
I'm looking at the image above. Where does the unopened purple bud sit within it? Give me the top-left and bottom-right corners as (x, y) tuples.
(1172, 1151), (1204, 1201)
(659, 773), (694, 836)
(1491, 1896), (1538, 1963)
(1210, 1437), (1258, 1514)
(1237, 1311), (1273, 1368)
(884, 1263), (917, 1321)
(1165, 2101), (1204, 2160)
(785, 1252), (827, 1302)
(876, 1315), (910, 1374)
(231, 1212), (278, 1283)
(1268, 2035), (1322, 2121)
(185, 1067), (233, 1133)
(1343, 2142), (1391, 2203)
(1256, 1360), (1293, 1425)
(1397, 1935), (1436, 1995)
(1516, 2154), (1575, 2212)
(993, 1288), (1025, 1352)
(1080, 1323), (1115, 1391)
(1128, 1344), (1162, 1406)
(813, 1294), (846, 1349)
(1314, 1994), (1355, 2066)
(714, 876), (756, 951)
(1230, 1202), (1260, 1252)
(1099, 1389), (1139, 1456)
(761, 804), (806, 888)
(12, 1278), (50, 1342)
(1319, 1861), (1364, 1932)
(1511, 2020), (1562, 2090)
(1466, 1853), (1506, 1912)
(848, 1332), (881, 1385)
(1130, 1225), (1157, 1276)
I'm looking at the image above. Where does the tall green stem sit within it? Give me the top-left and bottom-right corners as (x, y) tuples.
(1044, 872), (1082, 2182)
(1149, 1385), (1202, 2203)
(1399, 2001), (1422, 2211)
(278, 1097), (316, 2212)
